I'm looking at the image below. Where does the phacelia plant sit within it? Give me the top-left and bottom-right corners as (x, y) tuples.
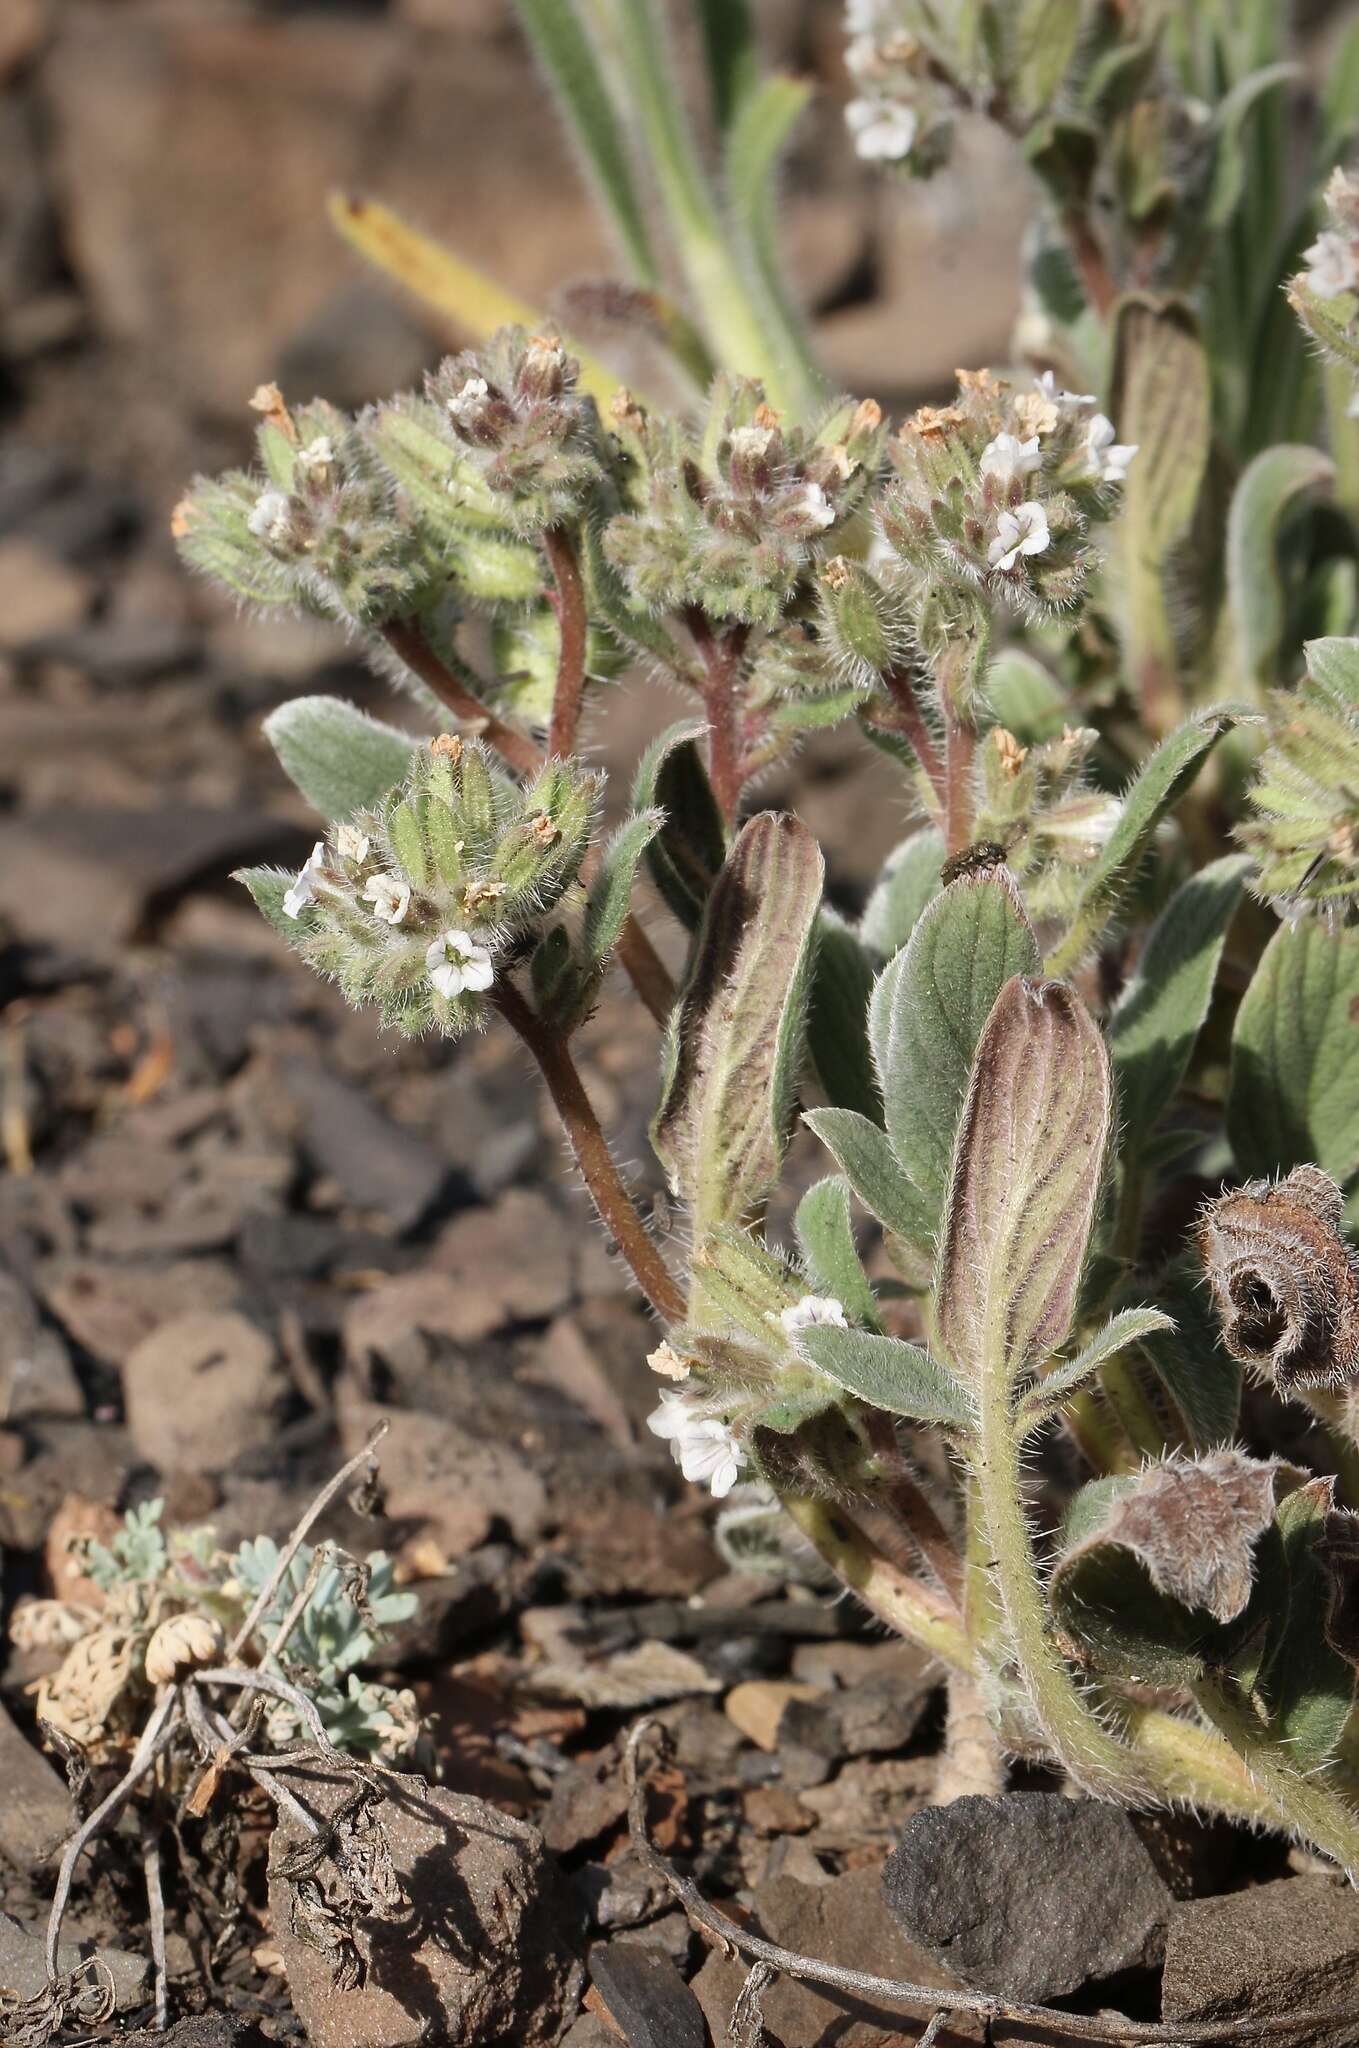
(169, 0), (1359, 1896)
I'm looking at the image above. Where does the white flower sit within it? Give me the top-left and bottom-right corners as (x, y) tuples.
(282, 840), (326, 920)
(980, 432), (1042, 485)
(845, 0), (881, 32)
(647, 1390), (747, 1499)
(362, 875), (411, 925)
(731, 425), (775, 462)
(797, 481), (837, 530)
(988, 501), (1051, 572)
(781, 1294), (849, 1337)
(846, 98), (917, 163)
(334, 824), (370, 864)
(294, 435), (335, 475)
(425, 928), (495, 998)
(247, 489), (292, 546)
(449, 375), (490, 419)
(1084, 414), (1138, 484)
(1035, 369), (1096, 408)
(1302, 228), (1359, 300)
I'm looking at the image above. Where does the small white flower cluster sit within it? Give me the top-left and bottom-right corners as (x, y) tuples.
(647, 1389), (747, 1498)
(977, 379), (1136, 577)
(247, 489), (292, 546)
(846, 97), (917, 164)
(280, 838), (496, 1002)
(449, 375), (491, 424)
(780, 1294), (849, 1337)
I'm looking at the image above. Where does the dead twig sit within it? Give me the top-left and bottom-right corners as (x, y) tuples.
(622, 1718), (1359, 2048)
(141, 1815), (168, 2032)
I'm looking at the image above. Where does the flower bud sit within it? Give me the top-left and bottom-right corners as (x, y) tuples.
(816, 557), (903, 683)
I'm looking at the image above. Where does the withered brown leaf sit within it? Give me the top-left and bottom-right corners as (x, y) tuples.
(1196, 1164), (1359, 1391)
(1083, 1451), (1278, 1624)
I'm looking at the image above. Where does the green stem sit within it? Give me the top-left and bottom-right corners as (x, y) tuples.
(782, 1496), (975, 1672)
(973, 1365), (1145, 1797)
(1300, 1390), (1359, 1511)
(1192, 1674), (1359, 1879)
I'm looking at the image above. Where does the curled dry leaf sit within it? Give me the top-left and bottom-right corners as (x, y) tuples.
(34, 1627), (138, 1758)
(144, 1611), (224, 1687)
(1069, 1451), (1279, 1625)
(934, 974), (1112, 1386)
(1197, 1164), (1359, 1390)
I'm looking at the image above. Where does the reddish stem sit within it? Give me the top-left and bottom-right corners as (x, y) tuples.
(685, 610), (749, 826)
(875, 665), (946, 802)
(1062, 205), (1118, 320)
(944, 711), (976, 858)
(543, 525), (589, 761)
(494, 979), (685, 1323)
(382, 619), (541, 779)
(863, 1410), (964, 1606)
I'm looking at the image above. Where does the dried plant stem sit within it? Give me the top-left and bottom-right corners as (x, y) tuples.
(46, 1692), (181, 1980)
(141, 1815), (168, 2032)
(1191, 1675), (1359, 1882)
(384, 619), (676, 1025)
(223, 1427), (387, 1662)
(543, 525), (589, 760)
(933, 1671), (1006, 1803)
(973, 1369), (1145, 1797)
(494, 978), (686, 1322)
(623, 1719), (1351, 2046)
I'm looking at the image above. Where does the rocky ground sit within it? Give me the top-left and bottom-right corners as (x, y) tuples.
(7, 3), (1359, 2045)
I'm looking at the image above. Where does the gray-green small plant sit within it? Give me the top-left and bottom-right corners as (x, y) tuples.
(170, 0), (1359, 1912)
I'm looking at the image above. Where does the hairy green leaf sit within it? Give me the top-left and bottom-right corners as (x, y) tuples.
(936, 976), (1112, 1387)
(984, 649), (1072, 745)
(859, 827), (944, 960)
(802, 1107), (936, 1274)
(1247, 1478), (1355, 1771)
(235, 865), (311, 940)
(631, 719), (727, 931)
(262, 697), (418, 823)
(794, 1325), (974, 1428)
(1108, 854), (1250, 1149)
(870, 870), (1039, 1229)
(1227, 445), (1334, 688)
(653, 813), (823, 1234)
(793, 1177), (880, 1332)
(1048, 708), (1242, 973)
(1136, 1257), (1243, 1452)
(513, 0), (657, 284)
(807, 910), (880, 1123)
(582, 809), (663, 970)
(1228, 917), (1359, 1182)
(1019, 1308), (1176, 1433)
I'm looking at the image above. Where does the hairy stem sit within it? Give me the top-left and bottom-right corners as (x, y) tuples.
(876, 665), (946, 803)
(973, 1366), (1145, 1797)
(943, 706), (976, 858)
(1191, 1675), (1359, 1880)
(543, 525), (589, 760)
(862, 1410), (964, 1605)
(1062, 204), (1118, 319)
(686, 610), (749, 825)
(494, 978), (685, 1321)
(382, 618), (542, 778)
(782, 1495), (975, 1671)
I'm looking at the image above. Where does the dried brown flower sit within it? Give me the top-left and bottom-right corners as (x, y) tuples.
(1197, 1164), (1359, 1390)
(1091, 1451), (1278, 1623)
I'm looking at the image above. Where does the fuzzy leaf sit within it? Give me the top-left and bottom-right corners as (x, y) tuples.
(1048, 709), (1242, 973)
(1246, 1479), (1355, 1770)
(582, 810), (663, 971)
(1136, 1257), (1243, 1451)
(984, 650), (1072, 745)
(262, 697), (418, 823)
(631, 719), (727, 931)
(1227, 444), (1334, 687)
(793, 1177), (880, 1332)
(1019, 1308), (1176, 1432)
(871, 870), (1039, 1234)
(1227, 918), (1359, 1182)
(1108, 854), (1250, 1150)
(859, 827), (944, 959)
(235, 866), (310, 940)
(653, 813), (822, 1234)
(935, 976), (1112, 1387)
(802, 1107), (936, 1269)
(807, 910), (880, 1123)
(794, 1325), (974, 1428)
(1052, 1455), (1279, 1685)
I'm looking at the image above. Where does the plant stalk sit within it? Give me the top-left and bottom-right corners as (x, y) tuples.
(543, 525), (590, 760)
(972, 1364), (1146, 1798)
(494, 978), (685, 1322)
(686, 610), (749, 825)
(1191, 1674), (1359, 1880)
